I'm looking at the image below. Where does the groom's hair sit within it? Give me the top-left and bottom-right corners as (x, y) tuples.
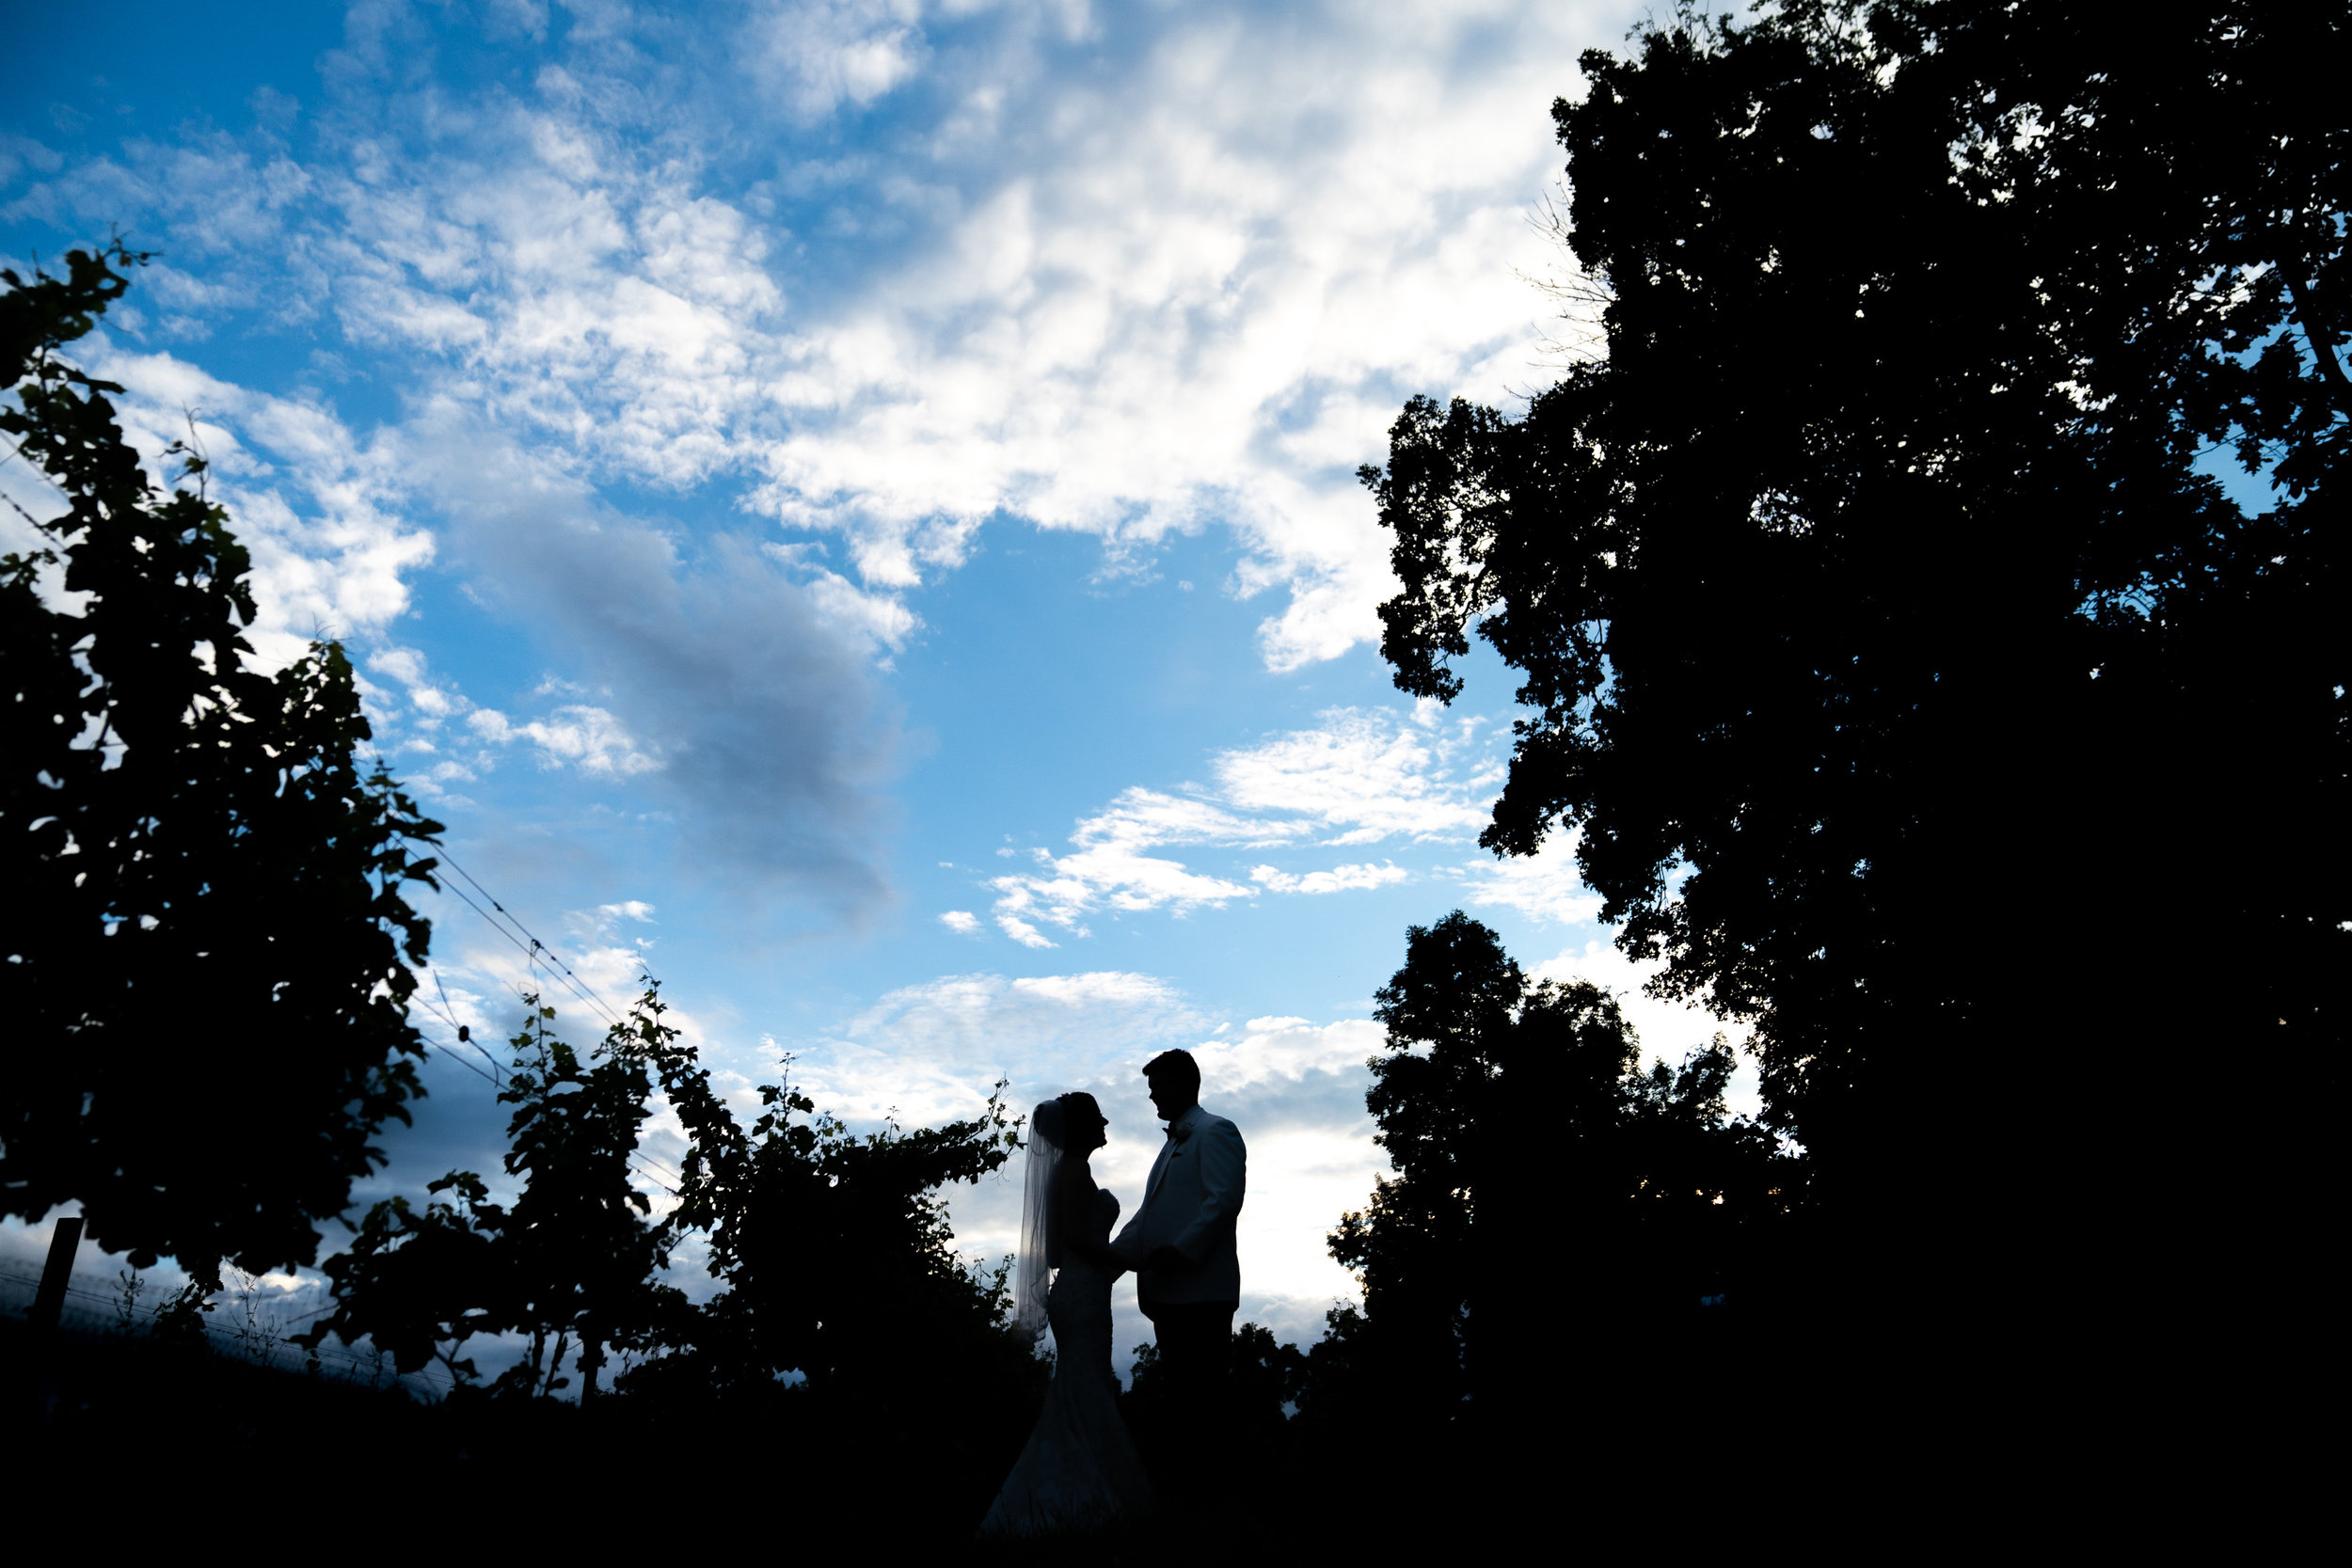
(1142, 1048), (1200, 1099)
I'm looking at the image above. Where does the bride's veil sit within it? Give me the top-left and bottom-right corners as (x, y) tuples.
(1014, 1097), (1066, 1346)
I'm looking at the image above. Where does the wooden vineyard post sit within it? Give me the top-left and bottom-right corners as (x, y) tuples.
(29, 1216), (84, 1338)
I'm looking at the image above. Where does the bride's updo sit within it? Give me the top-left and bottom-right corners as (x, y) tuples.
(1032, 1092), (1103, 1150)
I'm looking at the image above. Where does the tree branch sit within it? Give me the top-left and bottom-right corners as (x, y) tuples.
(2282, 262), (2352, 422)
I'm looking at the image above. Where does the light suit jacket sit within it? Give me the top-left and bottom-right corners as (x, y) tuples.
(1116, 1103), (1246, 1308)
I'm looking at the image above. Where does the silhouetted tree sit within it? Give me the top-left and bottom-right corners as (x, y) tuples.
(301, 1169), (508, 1386)
(1125, 1320), (1305, 1435)
(1228, 1322), (1309, 1437)
(1365, 1), (2344, 1338)
(488, 994), (676, 1397)
(1, 245), (441, 1285)
(299, 990), (677, 1396)
(1320, 913), (1795, 1442)
(611, 983), (1040, 1456)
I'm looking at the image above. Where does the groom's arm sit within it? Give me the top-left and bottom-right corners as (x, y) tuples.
(1168, 1120), (1245, 1263)
(1115, 1145), (1167, 1249)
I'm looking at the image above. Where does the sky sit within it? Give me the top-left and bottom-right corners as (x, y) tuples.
(2, 0), (1762, 1373)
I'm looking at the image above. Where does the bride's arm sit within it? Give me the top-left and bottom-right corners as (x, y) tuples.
(1054, 1165), (1135, 1275)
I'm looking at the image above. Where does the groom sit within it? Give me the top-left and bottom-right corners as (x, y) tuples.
(1117, 1049), (1246, 1473)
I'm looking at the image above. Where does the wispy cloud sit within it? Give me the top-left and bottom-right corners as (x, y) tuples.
(469, 705), (663, 777)
(1249, 861), (1409, 895)
(1215, 702), (1494, 842)
(988, 705), (1506, 942)
(989, 789), (1282, 944)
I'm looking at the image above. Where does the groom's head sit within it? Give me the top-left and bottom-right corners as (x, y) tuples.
(1142, 1049), (1200, 1123)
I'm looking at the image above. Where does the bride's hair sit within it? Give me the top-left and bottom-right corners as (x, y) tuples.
(1055, 1090), (1103, 1139)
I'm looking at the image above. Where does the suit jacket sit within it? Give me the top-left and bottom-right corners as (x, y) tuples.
(1116, 1103), (1246, 1307)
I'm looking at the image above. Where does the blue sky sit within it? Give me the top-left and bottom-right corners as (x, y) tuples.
(5, 0), (1758, 1365)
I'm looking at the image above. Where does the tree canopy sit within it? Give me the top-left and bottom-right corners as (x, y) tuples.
(300, 993), (676, 1398)
(613, 980), (1032, 1415)
(2, 245), (443, 1278)
(1318, 911), (1796, 1438)
(1365, 2), (2345, 1266)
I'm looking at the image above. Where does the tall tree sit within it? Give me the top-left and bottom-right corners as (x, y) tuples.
(1366, 2), (2344, 1319)
(1323, 912), (1794, 1436)
(300, 990), (678, 1399)
(612, 982), (1037, 1428)
(2, 245), (442, 1281)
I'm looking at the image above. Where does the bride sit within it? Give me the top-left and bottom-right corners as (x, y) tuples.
(979, 1093), (1154, 1536)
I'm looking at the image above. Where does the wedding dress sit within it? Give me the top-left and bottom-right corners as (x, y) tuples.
(979, 1183), (1154, 1536)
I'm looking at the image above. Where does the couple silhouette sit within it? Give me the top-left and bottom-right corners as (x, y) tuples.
(979, 1048), (1246, 1538)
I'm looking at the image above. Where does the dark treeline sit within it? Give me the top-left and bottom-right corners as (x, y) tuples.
(8, 0), (2341, 1544)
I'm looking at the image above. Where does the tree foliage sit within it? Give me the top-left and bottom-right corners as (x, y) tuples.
(613, 981), (1034, 1418)
(301, 991), (677, 1397)
(1322, 912), (1796, 1431)
(1365, 2), (2345, 1232)
(1, 245), (442, 1279)
(304, 978), (1031, 1412)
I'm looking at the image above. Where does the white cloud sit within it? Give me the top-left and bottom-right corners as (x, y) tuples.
(775, 551), (923, 657)
(1249, 861), (1409, 895)
(1216, 702), (1494, 841)
(1194, 1014), (1384, 1097)
(470, 703), (663, 776)
(989, 788), (1270, 940)
(741, 0), (929, 121)
(1458, 831), (1603, 926)
(939, 909), (982, 935)
(995, 911), (1058, 949)
(987, 705), (1503, 939)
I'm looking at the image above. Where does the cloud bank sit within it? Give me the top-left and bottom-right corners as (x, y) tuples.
(6, 0), (1632, 671)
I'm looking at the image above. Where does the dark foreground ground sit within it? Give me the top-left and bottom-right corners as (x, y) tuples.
(8, 1308), (1913, 1556)
(2, 1319), (1628, 1556)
